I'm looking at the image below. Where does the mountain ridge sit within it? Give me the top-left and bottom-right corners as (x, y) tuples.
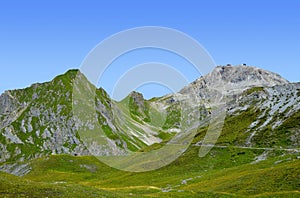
(180, 65), (289, 96)
(0, 65), (299, 172)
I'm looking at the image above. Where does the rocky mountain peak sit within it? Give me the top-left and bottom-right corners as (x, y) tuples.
(181, 65), (289, 95)
(128, 91), (145, 103)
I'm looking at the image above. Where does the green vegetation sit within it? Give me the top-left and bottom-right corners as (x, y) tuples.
(128, 93), (151, 123)
(162, 104), (181, 129)
(213, 107), (261, 146)
(0, 171), (122, 197)
(254, 110), (300, 148)
(243, 87), (265, 96)
(1, 144), (299, 197)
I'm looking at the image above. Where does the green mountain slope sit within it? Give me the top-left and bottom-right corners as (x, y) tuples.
(0, 69), (175, 165)
(0, 65), (299, 197)
(1, 143), (299, 197)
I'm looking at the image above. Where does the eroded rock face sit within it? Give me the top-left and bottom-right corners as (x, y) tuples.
(0, 91), (18, 115)
(129, 91), (146, 110)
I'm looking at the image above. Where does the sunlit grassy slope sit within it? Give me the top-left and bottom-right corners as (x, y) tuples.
(1, 142), (299, 197)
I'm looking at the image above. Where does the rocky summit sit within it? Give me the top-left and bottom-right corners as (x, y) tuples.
(180, 65), (289, 95)
(0, 65), (299, 197)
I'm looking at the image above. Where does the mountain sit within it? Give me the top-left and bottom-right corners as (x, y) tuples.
(0, 65), (299, 197)
(179, 66), (299, 148)
(180, 65), (289, 98)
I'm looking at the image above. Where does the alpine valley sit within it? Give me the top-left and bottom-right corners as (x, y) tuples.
(0, 66), (299, 197)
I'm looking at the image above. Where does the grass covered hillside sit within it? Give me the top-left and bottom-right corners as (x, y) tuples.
(0, 147), (299, 197)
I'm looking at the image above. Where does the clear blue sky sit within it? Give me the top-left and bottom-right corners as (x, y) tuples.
(1, 0), (299, 99)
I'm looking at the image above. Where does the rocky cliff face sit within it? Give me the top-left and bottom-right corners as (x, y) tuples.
(0, 66), (299, 173)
